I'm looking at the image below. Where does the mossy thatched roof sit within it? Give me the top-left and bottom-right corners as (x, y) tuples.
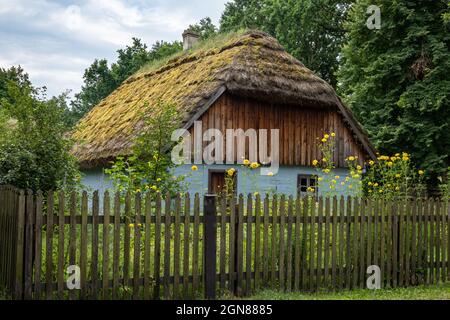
(72, 30), (376, 167)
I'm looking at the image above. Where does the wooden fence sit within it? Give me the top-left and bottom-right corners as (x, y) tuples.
(0, 185), (449, 300)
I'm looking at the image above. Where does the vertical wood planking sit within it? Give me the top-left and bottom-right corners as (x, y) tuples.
(57, 191), (65, 300)
(173, 194), (181, 299)
(91, 191), (99, 299)
(143, 193), (152, 300)
(352, 198), (359, 289)
(192, 194), (200, 297)
(123, 192), (131, 298)
(263, 196), (269, 285)
(410, 199), (417, 285)
(112, 193), (121, 299)
(237, 194), (244, 296)
(338, 196), (345, 290)
(183, 194), (191, 299)
(69, 191), (77, 300)
(286, 196), (293, 292)
(254, 194), (262, 292)
(358, 198), (366, 289)
(24, 190), (34, 300)
(133, 193), (141, 300)
(279, 195), (285, 291)
(294, 197), (301, 291)
(270, 195), (277, 289)
(163, 193), (172, 299)
(246, 194), (253, 295)
(345, 197), (352, 290)
(153, 193), (162, 299)
(423, 199), (429, 285)
(102, 191), (111, 299)
(331, 197), (338, 290)
(228, 196), (236, 294)
(324, 197), (331, 288)
(309, 197), (316, 291)
(398, 200), (405, 286)
(301, 198), (308, 290)
(34, 191), (43, 299)
(80, 191), (88, 299)
(392, 201), (398, 288)
(45, 191), (54, 299)
(380, 199), (385, 287)
(405, 200), (411, 286)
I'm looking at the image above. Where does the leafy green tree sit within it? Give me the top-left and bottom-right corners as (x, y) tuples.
(0, 83), (80, 191)
(105, 100), (185, 196)
(71, 39), (182, 122)
(220, 0), (351, 86)
(188, 17), (218, 40)
(0, 66), (33, 104)
(338, 0), (450, 183)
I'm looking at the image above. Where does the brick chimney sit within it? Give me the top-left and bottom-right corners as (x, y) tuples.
(182, 30), (200, 51)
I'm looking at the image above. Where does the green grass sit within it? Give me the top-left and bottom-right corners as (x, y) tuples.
(238, 283), (450, 300)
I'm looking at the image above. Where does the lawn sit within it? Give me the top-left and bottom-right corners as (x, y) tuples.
(241, 283), (450, 300)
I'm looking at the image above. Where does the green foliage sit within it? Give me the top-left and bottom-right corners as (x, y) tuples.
(0, 65), (32, 104)
(220, 0), (351, 86)
(338, 0), (450, 185)
(105, 100), (186, 196)
(0, 83), (80, 191)
(187, 17), (218, 40)
(71, 38), (182, 122)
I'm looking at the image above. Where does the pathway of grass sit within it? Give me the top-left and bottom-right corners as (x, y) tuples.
(241, 283), (450, 300)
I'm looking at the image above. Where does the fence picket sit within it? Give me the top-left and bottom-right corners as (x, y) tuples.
(1, 186), (450, 301)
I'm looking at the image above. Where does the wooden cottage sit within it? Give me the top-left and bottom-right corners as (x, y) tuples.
(72, 30), (376, 196)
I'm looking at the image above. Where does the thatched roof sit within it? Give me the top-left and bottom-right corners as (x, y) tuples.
(72, 30), (376, 168)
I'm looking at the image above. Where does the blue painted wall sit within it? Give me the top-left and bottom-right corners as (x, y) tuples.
(81, 164), (360, 198)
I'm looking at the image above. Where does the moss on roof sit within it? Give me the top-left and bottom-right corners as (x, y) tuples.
(72, 30), (346, 167)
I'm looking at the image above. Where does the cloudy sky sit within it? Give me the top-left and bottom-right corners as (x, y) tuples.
(0, 0), (228, 98)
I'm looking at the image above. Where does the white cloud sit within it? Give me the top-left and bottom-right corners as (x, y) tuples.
(0, 0), (228, 97)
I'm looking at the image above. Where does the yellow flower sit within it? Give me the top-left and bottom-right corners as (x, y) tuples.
(324, 134), (330, 139)
(348, 156), (355, 161)
(357, 165), (362, 170)
(329, 185), (336, 190)
(267, 172), (274, 176)
(369, 160), (375, 166)
(227, 168), (236, 177)
(348, 185), (353, 189)
(379, 189), (383, 193)
(136, 189), (141, 193)
(137, 223), (142, 227)
(390, 156), (397, 162)
(312, 159), (319, 166)
(331, 180), (337, 184)
(321, 138), (327, 143)
(156, 178), (162, 182)
(307, 187), (315, 192)
(395, 174), (401, 178)
(243, 159), (250, 166)
(151, 185), (158, 191)
(129, 223), (134, 228)
(418, 170), (424, 176)
(250, 162), (260, 169)
(318, 177), (324, 182)
(341, 182), (345, 186)
(322, 158), (327, 163)
(331, 132), (336, 137)
(335, 175), (340, 180)
(368, 182), (373, 186)
(373, 183), (379, 187)
(345, 177), (350, 182)
(191, 165), (198, 171)
(395, 153), (400, 157)
(395, 186), (400, 191)
(254, 192), (260, 196)
(387, 162), (393, 167)
(323, 169), (330, 174)
(368, 190), (372, 193)
(352, 174), (360, 179)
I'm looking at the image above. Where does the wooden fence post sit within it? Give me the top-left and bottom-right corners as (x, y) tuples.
(204, 194), (217, 300)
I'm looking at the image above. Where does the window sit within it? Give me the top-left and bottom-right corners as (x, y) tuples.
(297, 174), (318, 195)
(208, 169), (237, 195)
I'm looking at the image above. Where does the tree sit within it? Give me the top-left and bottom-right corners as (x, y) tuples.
(0, 66), (33, 104)
(71, 38), (182, 122)
(0, 83), (80, 191)
(105, 100), (185, 196)
(219, 0), (351, 86)
(338, 0), (450, 183)
(187, 17), (218, 40)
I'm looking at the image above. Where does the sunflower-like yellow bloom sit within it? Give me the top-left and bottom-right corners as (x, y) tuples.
(191, 165), (198, 171)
